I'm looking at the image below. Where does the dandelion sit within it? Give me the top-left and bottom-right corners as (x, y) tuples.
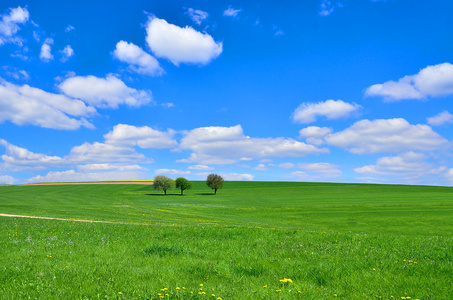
(263, 285), (267, 288)
(118, 292), (122, 294)
(176, 287), (180, 290)
(212, 294), (216, 297)
(334, 294), (338, 297)
(200, 284), (203, 287)
(279, 278), (293, 283)
(276, 290), (282, 292)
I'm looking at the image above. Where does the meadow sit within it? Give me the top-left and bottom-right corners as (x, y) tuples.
(0, 181), (452, 299)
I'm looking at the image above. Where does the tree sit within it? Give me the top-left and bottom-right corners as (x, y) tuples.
(206, 174), (224, 195)
(153, 175), (174, 195)
(175, 177), (193, 195)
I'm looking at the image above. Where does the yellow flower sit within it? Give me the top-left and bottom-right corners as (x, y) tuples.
(263, 285), (267, 288)
(200, 284), (204, 287)
(276, 290), (282, 292)
(217, 298), (222, 300)
(118, 292), (122, 294)
(212, 294), (216, 297)
(334, 294), (338, 297)
(176, 287), (180, 290)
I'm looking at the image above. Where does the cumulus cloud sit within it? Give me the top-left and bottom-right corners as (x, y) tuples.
(292, 100), (361, 124)
(67, 142), (147, 164)
(113, 40), (163, 76)
(39, 38), (54, 62)
(285, 162), (342, 181)
(58, 74), (153, 108)
(299, 126), (333, 146)
(104, 124), (177, 149)
(253, 163), (268, 171)
(155, 169), (191, 175)
(0, 175), (15, 184)
(27, 169), (146, 183)
(60, 45), (74, 62)
(0, 79), (96, 130)
(185, 8), (209, 25)
(223, 6), (242, 17)
(365, 63), (453, 101)
(0, 139), (64, 171)
(77, 164), (146, 171)
(188, 164), (214, 170)
(325, 118), (448, 154)
(319, 0), (335, 16)
(355, 152), (448, 185)
(427, 111), (453, 126)
(145, 16), (222, 66)
(0, 6), (29, 46)
(279, 162), (295, 169)
(179, 125), (328, 164)
(65, 25), (75, 32)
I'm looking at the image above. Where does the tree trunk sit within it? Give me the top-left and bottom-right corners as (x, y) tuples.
(214, 188), (217, 195)
(164, 189), (167, 195)
(181, 188), (183, 195)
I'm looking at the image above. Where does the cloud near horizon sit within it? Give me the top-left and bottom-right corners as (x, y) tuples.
(178, 125), (328, 164)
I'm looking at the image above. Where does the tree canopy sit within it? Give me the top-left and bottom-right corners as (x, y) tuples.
(175, 177), (192, 195)
(153, 175), (174, 195)
(206, 174), (224, 195)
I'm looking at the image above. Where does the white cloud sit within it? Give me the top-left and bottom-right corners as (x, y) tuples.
(223, 6), (242, 17)
(188, 164), (214, 170)
(60, 45), (74, 62)
(113, 40), (163, 76)
(0, 139), (64, 171)
(325, 118), (448, 154)
(319, 0), (335, 16)
(28, 169), (146, 183)
(185, 8), (209, 25)
(365, 63), (453, 101)
(355, 152), (448, 185)
(279, 162), (295, 169)
(65, 25), (75, 32)
(155, 169), (191, 175)
(104, 124), (177, 149)
(39, 38), (54, 62)
(292, 100), (361, 123)
(58, 74), (153, 108)
(285, 162), (342, 181)
(0, 175), (15, 184)
(0, 79), (96, 130)
(253, 163), (267, 171)
(299, 126), (333, 146)
(0, 6), (29, 46)
(77, 164), (146, 171)
(220, 172), (253, 181)
(67, 142), (147, 164)
(427, 111), (453, 126)
(145, 16), (222, 66)
(179, 125), (328, 164)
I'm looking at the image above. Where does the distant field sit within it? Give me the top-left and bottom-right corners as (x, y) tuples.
(1, 182), (452, 299)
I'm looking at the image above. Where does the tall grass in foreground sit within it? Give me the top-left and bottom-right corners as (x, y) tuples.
(0, 182), (452, 299)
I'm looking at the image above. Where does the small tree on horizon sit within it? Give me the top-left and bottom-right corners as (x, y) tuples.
(175, 177), (192, 195)
(206, 174), (224, 195)
(153, 175), (174, 195)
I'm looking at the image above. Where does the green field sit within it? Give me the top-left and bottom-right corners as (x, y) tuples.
(1, 182), (452, 299)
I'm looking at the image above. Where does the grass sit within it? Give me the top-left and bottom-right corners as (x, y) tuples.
(0, 181), (452, 299)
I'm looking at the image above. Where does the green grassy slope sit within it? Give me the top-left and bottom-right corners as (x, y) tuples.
(0, 182), (452, 299)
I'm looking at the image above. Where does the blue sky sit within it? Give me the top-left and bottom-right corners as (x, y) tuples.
(1, 0), (453, 185)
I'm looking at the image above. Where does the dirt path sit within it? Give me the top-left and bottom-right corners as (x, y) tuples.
(0, 213), (125, 224)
